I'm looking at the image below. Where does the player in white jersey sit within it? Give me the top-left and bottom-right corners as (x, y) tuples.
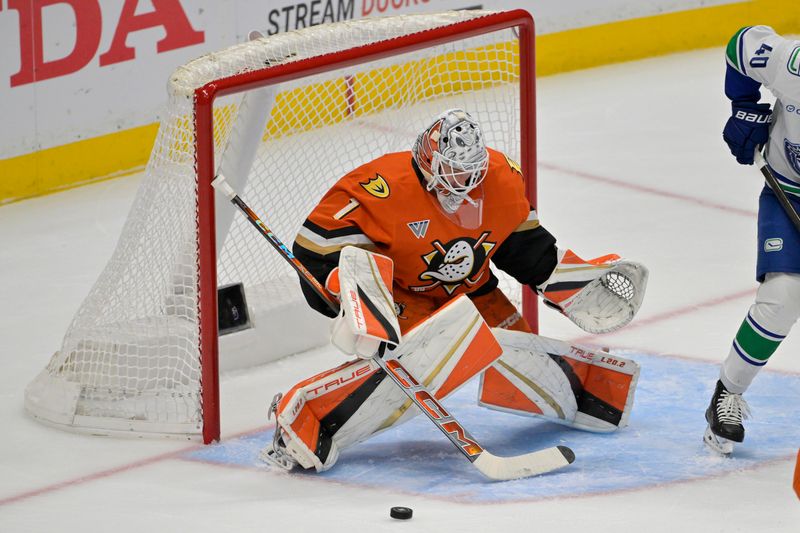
(704, 26), (800, 454)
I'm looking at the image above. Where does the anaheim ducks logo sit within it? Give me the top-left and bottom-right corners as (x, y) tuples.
(360, 174), (390, 198)
(410, 232), (495, 295)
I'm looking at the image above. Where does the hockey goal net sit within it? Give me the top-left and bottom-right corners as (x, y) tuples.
(25, 9), (536, 443)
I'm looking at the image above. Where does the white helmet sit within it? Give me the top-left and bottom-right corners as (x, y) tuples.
(412, 109), (489, 213)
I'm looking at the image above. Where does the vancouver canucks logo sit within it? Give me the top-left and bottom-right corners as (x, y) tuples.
(410, 232), (496, 295)
(788, 46), (800, 77)
(360, 174), (390, 198)
(764, 238), (783, 252)
(785, 139), (800, 175)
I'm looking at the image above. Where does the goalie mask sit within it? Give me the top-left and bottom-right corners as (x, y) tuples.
(412, 109), (489, 215)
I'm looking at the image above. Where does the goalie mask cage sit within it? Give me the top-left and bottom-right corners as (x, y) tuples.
(25, 9), (537, 444)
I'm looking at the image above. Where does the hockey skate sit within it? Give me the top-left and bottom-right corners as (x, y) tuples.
(259, 392), (298, 471)
(703, 380), (751, 455)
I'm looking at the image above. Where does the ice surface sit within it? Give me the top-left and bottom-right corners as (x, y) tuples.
(1, 47), (799, 532)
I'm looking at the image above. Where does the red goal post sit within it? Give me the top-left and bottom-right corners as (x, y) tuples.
(26, 9), (537, 444)
(196, 9), (537, 442)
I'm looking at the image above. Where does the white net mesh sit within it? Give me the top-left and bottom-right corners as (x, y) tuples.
(25, 10), (528, 439)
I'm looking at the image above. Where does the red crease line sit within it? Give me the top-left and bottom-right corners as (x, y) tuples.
(540, 162), (758, 218)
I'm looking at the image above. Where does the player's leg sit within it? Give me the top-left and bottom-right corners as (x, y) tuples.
(262, 295), (502, 471)
(473, 288), (639, 432)
(704, 187), (800, 454)
(704, 272), (800, 452)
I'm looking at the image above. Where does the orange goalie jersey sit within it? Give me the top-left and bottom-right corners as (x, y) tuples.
(293, 147), (558, 332)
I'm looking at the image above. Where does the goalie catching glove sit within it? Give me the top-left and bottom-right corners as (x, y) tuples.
(326, 246), (401, 358)
(537, 249), (648, 334)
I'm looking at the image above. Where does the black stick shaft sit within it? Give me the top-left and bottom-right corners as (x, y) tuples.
(755, 151), (800, 235)
(213, 175), (339, 312)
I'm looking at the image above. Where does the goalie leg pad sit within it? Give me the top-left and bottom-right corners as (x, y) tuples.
(268, 359), (379, 471)
(263, 295), (502, 471)
(478, 329), (640, 432)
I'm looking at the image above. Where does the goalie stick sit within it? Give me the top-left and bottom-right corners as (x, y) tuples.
(754, 150), (800, 235)
(211, 173), (575, 480)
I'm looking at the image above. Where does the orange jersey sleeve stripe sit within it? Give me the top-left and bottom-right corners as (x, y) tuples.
(296, 223), (376, 256)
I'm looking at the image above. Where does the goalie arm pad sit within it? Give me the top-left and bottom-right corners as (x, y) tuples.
(490, 209), (558, 288)
(537, 249), (649, 334)
(330, 246), (402, 358)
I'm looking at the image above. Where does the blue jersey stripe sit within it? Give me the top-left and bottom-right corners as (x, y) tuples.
(746, 312), (786, 340)
(733, 340), (769, 366)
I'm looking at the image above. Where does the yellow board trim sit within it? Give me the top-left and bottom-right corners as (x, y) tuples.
(536, 0), (800, 76)
(0, 123), (157, 204)
(3, 0), (799, 205)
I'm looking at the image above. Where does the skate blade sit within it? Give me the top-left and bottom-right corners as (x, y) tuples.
(703, 425), (734, 455)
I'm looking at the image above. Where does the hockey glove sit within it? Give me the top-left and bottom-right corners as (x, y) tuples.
(723, 102), (772, 165)
(537, 249), (648, 334)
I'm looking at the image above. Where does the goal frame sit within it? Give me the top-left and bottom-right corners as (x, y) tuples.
(194, 9), (538, 443)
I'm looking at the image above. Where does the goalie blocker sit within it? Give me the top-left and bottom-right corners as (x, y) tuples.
(263, 247), (641, 472)
(324, 247), (401, 359)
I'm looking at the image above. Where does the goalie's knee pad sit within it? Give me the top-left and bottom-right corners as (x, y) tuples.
(478, 329), (640, 432)
(537, 249), (648, 334)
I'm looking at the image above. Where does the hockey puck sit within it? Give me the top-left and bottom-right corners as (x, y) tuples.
(390, 506), (413, 520)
